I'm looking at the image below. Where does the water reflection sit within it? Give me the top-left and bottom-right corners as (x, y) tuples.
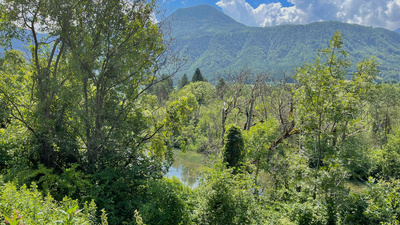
(166, 150), (205, 188)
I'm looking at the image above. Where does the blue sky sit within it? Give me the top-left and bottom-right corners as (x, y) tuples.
(161, 0), (400, 30)
(163, 0), (293, 9)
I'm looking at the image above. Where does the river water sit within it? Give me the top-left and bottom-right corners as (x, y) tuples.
(166, 150), (206, 188)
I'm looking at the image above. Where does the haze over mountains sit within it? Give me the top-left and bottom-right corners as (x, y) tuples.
(167, 5), (400, 82)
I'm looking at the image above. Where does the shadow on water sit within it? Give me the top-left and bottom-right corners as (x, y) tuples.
(166, 150), (206, 188)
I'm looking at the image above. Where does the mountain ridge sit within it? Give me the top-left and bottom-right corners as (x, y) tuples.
(167, 5), (400, 82)
(167, 4), (247, 38)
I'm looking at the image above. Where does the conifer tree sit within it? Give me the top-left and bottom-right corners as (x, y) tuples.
(178, 74), (190, 89)
(223, 126), (245, 170)
(192, 68), (205, 82)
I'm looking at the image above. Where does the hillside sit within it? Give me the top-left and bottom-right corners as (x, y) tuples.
(167, 5), (400, 82)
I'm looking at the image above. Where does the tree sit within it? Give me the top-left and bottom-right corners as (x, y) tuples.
(0, 0), (80, 168)
(192, 68), (205, 82)
(1, 0), (181, 223)
(219, 68), (248, 142)
(294, 31), (378, 200)
(223, 125), (245, 170)
(295, 31), (377, 169)
(0, 0), (171, 171)
(178, 74), (190, 89)
(216, 78), (226, 100)
(150, 74), (174, 103)
(194, 167), (258, 225)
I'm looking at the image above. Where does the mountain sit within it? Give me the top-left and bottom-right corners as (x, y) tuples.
(167, 5), (400, 82)
(396, 28), (400, 34)
(167, 5), (247, 38)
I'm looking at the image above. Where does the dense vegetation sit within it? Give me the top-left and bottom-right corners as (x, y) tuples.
(1, 1), (400, 224)
(168, 5), (400, 82)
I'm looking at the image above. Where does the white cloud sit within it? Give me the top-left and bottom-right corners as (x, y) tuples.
(216, 0), (400, 30)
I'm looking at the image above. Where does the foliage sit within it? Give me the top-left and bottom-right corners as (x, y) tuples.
(294, 31), (377, 172)
(140, 177), (192, 225)
(5, 164), (91, 202)
(192, 165), (259, 225)
(215, 78), (226, 99)
(169, 5), (400, 82)
(178, 74), (190, 89)
(371, 126), (400, 180)
(364, 178), (400, 224)
(339, 178), (400, 225)
(192, 68), (206, 82)
(0, 0), (181, 224)
(244, 117), (280, 170)
(148, 74), (174, 103)
(0, 181), (103, 225)
(223, 125), (245, 170)
(290, 202), (326, 225)
(1, 6), (400, 224)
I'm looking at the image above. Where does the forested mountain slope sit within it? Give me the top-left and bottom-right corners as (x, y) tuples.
(167, 5), (400, 82)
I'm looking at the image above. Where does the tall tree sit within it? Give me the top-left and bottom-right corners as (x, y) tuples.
(219, 68), (248, 142)
(178, 73), (190, 89)
(223, 125), (245, 170)
(1, 0), (184, 223)
(0, 0), (78, 168)
(151, 74), (174, 103)
(192, 68), (205, 82)
(294, 31), (378, 200)
(0, 0), (179, 173)
(216, 78), (226, 100)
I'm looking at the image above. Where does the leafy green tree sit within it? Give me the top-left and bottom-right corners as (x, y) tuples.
(192, 68), (205, 82)
(172, 81), (215, 106)
(0, 0), (170, 170)
(369, 84), (400, 149)
(244, 117), (279, 182)
(372, 126), (400, 179)
(223, 125), (245, 170)
(293, 31), (378, 215)
(193, 166), (259, 225)
(215, 78), (226, 99)
(294, 31), (378, 171)
(178, 74), (190, 89)
(150, 74), (174, 103)
(0, 0), (183, 223)
(0, 0), (80, 168)
(140, 177), (192, 225)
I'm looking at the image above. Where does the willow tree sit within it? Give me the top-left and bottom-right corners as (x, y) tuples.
(1, 0), (182, 223)
(0, 0), (79, 168)
(294, 31), (378, 170)
(0, 0), (176, 172)
(294, 31), (378, 205)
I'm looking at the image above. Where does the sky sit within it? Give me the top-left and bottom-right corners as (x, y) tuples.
(162, 0), (400, 31)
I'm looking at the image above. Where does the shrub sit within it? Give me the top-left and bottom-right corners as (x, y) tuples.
(140, 177), (192, 225)
(0, 181), (106, 224)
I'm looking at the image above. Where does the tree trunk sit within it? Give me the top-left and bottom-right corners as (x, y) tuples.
(222, 107), (226, 145)
(245, 98), (255, 131)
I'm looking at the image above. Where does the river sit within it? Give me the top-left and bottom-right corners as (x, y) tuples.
(166, 150), (206, 188)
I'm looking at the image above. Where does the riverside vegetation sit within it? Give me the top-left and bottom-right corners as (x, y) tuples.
(1, 0), (400, 224)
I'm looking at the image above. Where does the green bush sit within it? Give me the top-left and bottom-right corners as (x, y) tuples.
(0, 181), (106, 224)
(140, 177), (192, 225)
(290, 202), (326, 225)
(192, 166), (259, 225)
(365, 178), (400, 224)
